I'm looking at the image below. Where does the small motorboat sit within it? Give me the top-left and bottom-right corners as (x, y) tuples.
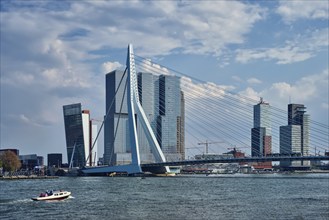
(31, 190), (71, 201)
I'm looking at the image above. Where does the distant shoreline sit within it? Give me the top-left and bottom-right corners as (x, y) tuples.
(0, 175), (59, 180)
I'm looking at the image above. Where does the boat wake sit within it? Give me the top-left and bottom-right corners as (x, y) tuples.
(0, 198), (32, 204)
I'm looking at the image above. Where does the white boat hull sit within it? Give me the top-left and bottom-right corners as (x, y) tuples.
(32, 191), (71, 201)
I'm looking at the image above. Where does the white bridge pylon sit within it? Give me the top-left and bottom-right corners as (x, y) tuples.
(127, 44), (169, 173)
(82, 44), (169, 175)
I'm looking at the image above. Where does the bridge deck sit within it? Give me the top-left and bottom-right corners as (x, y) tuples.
(140, 156), (329, 167)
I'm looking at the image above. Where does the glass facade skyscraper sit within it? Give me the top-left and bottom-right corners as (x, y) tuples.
(251, 98), (272, 157)
(63, 103), (97, 167)
(63, 103), (86, 167)
(280, 104), (310, 167)
(157, 75), (184, 161)
(104, 70), (185, 165)
(104, 70), (130, 166)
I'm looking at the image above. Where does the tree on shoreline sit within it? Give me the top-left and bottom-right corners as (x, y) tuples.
(0, 151), (21, 173)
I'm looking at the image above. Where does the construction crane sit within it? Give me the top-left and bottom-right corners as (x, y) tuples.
(198, 140), (225, 154)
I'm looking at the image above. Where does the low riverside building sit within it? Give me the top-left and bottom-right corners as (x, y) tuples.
(194, 153), (234, 160)
(19, 154), (44, 170)
(0, 148), (19, 156)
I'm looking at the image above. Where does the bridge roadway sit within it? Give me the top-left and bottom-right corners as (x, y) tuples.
(141, 156), (329, 168)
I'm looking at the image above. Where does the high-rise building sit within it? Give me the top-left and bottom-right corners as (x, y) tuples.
(251, 98), (272, 157)
(103, 70), (185, 165)
(63, 103), (97, 167)
(139, 73), (185, 161)
(157, 75), (184, 161)
(104, 70), (130, 166)
(47, 153), (62, 168)
(280, 104), (310, 167)
(288, 104), (310, 157)
(137, 72), (160, 163)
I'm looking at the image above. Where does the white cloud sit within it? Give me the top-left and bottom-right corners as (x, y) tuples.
(180, 76), (235, 99)
(235, 28), (328, 64)
(19, 114), (44, 127)
(247, 78), (262, 84)
(1, 72), (35, 86)
(277, 1), (329, 23)
(138, 59), (171, 76)
(2, 1), (266, 59)
(258, 69), (329, 109)
(232, 75), (242, 82)
(238, 87), (261, 104)
(102, 61), (123, 73)
(236, 47), (313, 64)
(236, 69), (328, 114)
(175, 1), (266, 56)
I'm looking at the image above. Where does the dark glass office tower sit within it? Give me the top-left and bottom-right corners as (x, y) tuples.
(63, 103), (86, 167)
(251, 98), (272, 157)
(280, 104), (310, 167)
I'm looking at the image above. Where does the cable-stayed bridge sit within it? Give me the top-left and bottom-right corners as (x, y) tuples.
(82, 44), (329, 175)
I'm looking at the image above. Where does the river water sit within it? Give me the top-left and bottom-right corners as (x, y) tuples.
(0, 173), (328, 220)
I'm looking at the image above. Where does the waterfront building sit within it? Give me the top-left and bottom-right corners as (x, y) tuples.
(251, 98), (272, 169)
(47, 153), (62, 168)
(138, 73), (185, 161)
(0, 148), (19, 156)
(19, 154), (43, 170)
(280, 104), (310, 167)
(251, 98), (272, 157)
(137, 72), (159, 163)
(104, 70), (130, 166)
(103, 70), (185, 165)
(288, 104), (310, 157)
(157, 75), (185, 161)
(63, 103), (98, 167)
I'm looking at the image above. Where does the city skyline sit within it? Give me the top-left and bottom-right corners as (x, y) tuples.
(1, 1), (328, 162)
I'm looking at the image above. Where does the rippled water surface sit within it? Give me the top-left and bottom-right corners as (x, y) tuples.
(1, 173), (328, 220)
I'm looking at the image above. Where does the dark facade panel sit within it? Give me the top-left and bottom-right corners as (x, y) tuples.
(48, 153), (62, 167)
(63, 103), (86, 167)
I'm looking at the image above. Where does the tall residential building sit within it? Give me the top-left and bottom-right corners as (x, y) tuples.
(280, 104), (310, 167)
(103, 70), (185, 165)
(251, 98), (272, 157)
(63, 103), (97, 167)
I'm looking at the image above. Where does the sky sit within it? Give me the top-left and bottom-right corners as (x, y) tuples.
(1, 0), (328, 163)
